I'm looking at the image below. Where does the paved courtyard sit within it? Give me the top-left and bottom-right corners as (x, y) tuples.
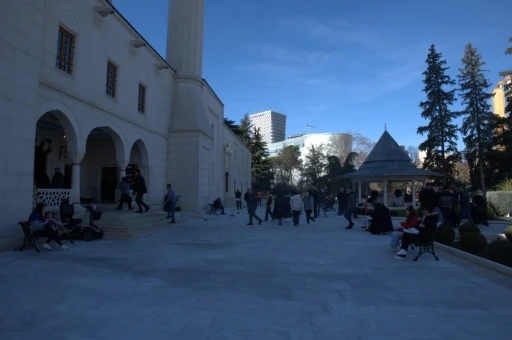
(1, 207), (511, 340)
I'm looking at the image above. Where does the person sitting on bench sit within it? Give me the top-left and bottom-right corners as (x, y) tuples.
(213, 198), (225, 215)
(389, 205), (419, 251)
(395, 202), (438, 260)
(29, 203), (69, 250)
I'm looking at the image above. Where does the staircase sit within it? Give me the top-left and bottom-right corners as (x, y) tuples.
(96, 207), (174, 240)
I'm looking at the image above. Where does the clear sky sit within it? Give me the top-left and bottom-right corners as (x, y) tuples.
(115, 0), (511, 148)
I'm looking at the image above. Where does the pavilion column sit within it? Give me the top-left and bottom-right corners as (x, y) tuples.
(383, 180), (388, 206)
(358, 181), (362, 204)
(412, 181), (416, 208)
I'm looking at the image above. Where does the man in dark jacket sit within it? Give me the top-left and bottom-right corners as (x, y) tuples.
(344, 188), (356, 229)
(264, 192), (274, 221)
(133, 169), (150, 213)
(235, 189), (242, 210)
(247, 189), (262, 225)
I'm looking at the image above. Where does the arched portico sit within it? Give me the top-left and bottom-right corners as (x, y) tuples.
(33, 110), (83, 210)
(82, 126), (127, 203)
(125, 138), (151, 202)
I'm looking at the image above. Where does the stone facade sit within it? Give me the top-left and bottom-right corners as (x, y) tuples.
(0, 0), (251, 245)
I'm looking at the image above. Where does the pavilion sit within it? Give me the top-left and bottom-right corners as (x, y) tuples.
(344, 130), (443, 207)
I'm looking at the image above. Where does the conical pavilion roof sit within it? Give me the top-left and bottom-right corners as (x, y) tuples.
(364, 130), (411, 164)
(344, 130), (443, 180)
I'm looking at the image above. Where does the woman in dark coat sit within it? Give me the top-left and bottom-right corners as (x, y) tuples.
(272, 193), (287, 225)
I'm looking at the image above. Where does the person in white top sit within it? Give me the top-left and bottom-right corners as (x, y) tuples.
(290, 192), (303, 227)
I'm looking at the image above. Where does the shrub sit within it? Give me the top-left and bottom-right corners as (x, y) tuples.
(458, 223), (481, 235)
(488, 240), (512, 267)
(497, 179), (512, 191)
(435, 225), (456, 245)
(460, 232), (488, 255)
(486, 191), (512, 216)
(504, 225), (512, 242)
(487, 205), (497, 220)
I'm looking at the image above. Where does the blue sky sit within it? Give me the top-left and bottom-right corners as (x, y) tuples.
(115, 0), (511, 148)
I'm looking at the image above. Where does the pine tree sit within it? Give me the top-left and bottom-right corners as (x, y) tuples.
(417, 44), (459, 182)
(237, 114), (252, 147)
(250, 127), (273, 190)
(223, 118), (240, 135)
(457, 43), (495, 192)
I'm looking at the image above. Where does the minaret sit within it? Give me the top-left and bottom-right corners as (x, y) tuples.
(166, 0), (213, 214)
(166, 0), (211, 135)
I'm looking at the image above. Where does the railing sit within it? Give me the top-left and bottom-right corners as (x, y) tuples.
(35, 189), (73, 211)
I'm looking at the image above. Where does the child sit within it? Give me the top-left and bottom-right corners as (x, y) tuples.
(45, 212), (69, 237)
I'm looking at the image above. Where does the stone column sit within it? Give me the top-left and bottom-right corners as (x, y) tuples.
(412, 181), (417, 208)
(68, 152), (84, 205)
(117, 160), (129, 181)
(383, 180), (388, 206)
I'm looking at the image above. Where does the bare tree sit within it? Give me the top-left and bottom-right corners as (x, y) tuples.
(325, 134), (353, 163)
(406, 146), (420, 166)
(349, 131), (376, 169)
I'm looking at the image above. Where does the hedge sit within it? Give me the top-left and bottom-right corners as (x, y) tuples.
(486, 191), (512, 216)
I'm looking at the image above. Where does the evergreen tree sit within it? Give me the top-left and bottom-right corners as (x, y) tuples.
(237, 114), (252, 147)
(223, 118), (240, 135)
(457, 43), (495, 192)
(417, 44), (459, 182)
(300, 145), (327, 189)
(250, 127), (273, 190)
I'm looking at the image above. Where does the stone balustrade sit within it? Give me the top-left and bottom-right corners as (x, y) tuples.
(35, 189), (73, 211)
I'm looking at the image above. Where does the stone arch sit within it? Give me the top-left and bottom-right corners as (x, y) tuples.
(84, 123), (128, 163)
(38, 101), (83, 154)
(129, 136), (150, 167)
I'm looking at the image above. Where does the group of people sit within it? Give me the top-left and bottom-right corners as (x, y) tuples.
(28, 202), (70, 250)
(237, 188), (340, 227)
(116, 169), (151, 214)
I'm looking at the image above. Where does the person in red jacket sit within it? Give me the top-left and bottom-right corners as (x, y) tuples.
(389, 205), (419, 251)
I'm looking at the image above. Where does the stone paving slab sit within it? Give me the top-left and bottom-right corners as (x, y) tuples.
(0, 207), (511, 339)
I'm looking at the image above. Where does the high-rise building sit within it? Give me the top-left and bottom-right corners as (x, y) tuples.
(493, 76), (512, 118)
(249, 110), (286, 145)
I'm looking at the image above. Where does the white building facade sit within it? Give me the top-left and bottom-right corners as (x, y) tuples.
(268, 133), (351, 161)
(249, 110), (286, 145)
(0, 0), (251, 248)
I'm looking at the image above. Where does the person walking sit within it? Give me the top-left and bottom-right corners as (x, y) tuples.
(165, 183), (177, 223)
(290, 191), (303, 227)
(273, 192), (287, 225)
(247, 189), (262, 225)
(264, 192), (274, 221)
(235, 189), (242, 210)
(133, 169), (150, 213)
(458, 186), (472, 225)
(116, 177), (133, 210)
(337, 188), (346, 218)
(303, 190), (316, 227)
(344, 188), (356, 229)
(317, 190), (328, 217)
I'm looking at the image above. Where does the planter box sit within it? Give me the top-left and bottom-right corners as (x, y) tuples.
(435, 241), (512, 278)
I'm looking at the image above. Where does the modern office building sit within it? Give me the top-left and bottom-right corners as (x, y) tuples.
(493, 76), (512, 118)
(249, 110), (286, 145)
